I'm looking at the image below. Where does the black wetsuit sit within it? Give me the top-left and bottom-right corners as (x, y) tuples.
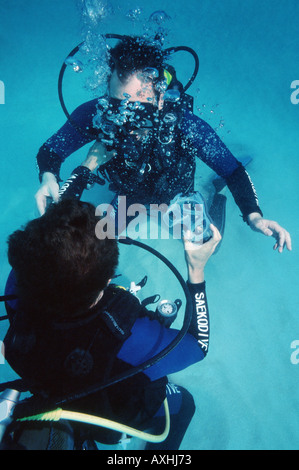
(4, 269), (210, 450)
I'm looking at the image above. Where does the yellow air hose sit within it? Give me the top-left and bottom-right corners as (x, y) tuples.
(18, 398), (170, 444)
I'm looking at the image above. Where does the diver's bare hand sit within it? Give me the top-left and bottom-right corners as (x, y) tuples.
(35, 172), (59, 216)
(82, 141), (116, 171)
(247, 213), (292, 253)
(183, 224), (222, 283)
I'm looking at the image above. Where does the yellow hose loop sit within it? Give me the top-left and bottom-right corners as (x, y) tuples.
(18, 398), (170, 444)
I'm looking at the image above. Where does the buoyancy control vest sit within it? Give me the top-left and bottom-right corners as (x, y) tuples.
(94, 93), (196, 204)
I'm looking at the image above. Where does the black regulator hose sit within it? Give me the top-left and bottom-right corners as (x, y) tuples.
(163, 45), (199, 93)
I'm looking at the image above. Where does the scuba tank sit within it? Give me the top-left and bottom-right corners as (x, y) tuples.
(0, 389), (20, 444)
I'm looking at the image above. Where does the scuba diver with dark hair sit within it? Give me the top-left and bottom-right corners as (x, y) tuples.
(1, 199), (221, 450)
(34, 35), (291, 252)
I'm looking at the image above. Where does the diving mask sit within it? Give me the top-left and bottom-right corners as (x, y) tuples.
(164, 191), (213, 243)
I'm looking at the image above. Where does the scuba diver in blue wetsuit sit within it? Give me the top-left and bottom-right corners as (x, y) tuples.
(35, 35), (291, 252)
(1, 199), (221, 450)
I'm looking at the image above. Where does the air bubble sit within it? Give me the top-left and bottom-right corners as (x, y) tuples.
(126, 7), (142, 22)
(65, 57), (84, 73)
(81, 0), (110, 25)
(92, 112), (103, 128)
(143, 67), (159, 80)
(97, 98), (109, 109)
(163, 113), (177, 123)
(164, 89), (180, 102)
(149, 10), (171, 25)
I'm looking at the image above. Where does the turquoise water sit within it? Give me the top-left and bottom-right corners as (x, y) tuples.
(0, 0), (298, 450)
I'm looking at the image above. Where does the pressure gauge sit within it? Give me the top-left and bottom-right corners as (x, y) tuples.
(156, 299), (178, 327)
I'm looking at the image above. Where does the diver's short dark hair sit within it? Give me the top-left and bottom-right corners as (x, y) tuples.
(110, 36), (166, 81)
(7, 199), (119, 321)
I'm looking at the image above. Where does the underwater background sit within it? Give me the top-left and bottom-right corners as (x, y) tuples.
(0, 0), (298, 450)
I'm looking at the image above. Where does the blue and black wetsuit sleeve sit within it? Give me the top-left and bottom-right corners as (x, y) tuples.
(36, 99), (99, 182)
(36, 145), (64, 183)
(225, 163), (263, 221)
(186, 280), (210, 355)
(181, 110), (263, 221)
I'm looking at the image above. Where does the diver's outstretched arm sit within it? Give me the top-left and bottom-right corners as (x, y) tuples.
(183, 224), (222, 283)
